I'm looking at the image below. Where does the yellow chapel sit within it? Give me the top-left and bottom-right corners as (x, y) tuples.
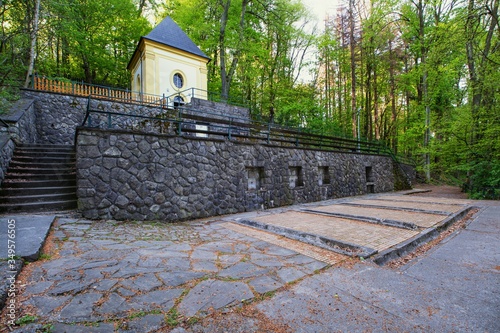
(127, 17), (210, 105)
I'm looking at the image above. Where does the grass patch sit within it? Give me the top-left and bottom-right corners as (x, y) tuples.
(15, 314), (38, 326)
(165, 308), (180, 327)
(39, 253), (52, 261)
(128, 310), (146, 320)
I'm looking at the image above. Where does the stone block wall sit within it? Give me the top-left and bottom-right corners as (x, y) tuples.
(0, 134), (15, 185)
(1, 98), (38, 144)
(20, 90), (249, 145)
(189, 98), (249, 120)
(76, 128), (396, 221)
(21, 90), (88, 144)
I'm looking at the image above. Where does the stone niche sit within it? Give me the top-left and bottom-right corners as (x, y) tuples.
(318, 166), (330, 186)
(366, 166), (375, 193)
(246, 167), (264, 191)
(289, 166), (303, 189)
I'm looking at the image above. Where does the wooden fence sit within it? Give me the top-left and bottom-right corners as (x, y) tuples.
(32, 76), (162, 105)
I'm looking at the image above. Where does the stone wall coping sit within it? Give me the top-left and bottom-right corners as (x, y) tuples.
(0, 98), (35, 123)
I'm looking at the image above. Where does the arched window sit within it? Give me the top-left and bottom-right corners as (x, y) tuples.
(173, 95), (185, 108)
(173, 73), (184, 89)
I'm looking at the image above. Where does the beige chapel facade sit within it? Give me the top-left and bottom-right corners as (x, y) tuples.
(127, 17), (210, 105)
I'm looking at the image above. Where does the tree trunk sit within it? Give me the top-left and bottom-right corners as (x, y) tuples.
(415, 0), (431, 182)
(219, 0), (249, 101)
(389, 40), (397, 153)
(24, 0), (41, 88)
(349, 0), (357, 138)
(219, 0), (231, 101)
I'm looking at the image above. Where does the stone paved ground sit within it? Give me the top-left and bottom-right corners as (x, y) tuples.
(2, 187), (497, 332)
(2, 217), (338, 332)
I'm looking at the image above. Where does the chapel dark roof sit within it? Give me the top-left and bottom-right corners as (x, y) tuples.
(144, 16), (209, 60)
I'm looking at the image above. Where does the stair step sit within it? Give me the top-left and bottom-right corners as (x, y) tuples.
(10, 156), (76, 164)
(4, 173), (76, 181)
(8, 161), (76, 168)
(1, 179), (77, 188)
(0, 192), (76, 204)
(0, 200), (78, 213)
(16, 143), (74, 150)
(0, 143), (77, 213)
(0, 186), (77, 196)
(14, 150), (75, 158)
(7, 167), (75, 175)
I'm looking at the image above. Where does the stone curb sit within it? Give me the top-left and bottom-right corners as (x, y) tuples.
(371, 206), (476, 265)
(402, 188), (432, 195)
(300, 208), (418, 230)
(235, 218), (377, 258)
(339, 202), (451, 215)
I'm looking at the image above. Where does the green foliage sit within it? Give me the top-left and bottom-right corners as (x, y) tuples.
(1, 0), (150, 88)
(1, 0), (498, 199)
(15, 314), (38, 326)
(165, 307), (179, 327)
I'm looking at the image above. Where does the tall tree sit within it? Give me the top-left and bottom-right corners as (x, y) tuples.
(24, 0), (40, 88)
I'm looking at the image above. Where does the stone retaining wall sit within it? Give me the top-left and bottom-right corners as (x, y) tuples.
(21, 90), (251, 145)
(1, 98), (38, 144)
(76, 128), (397, 221)
(189, 98), (249, 120)
(0, 134), (15, 185)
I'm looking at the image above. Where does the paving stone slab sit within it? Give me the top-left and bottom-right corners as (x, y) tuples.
(26, 295), (71, 317)
(95, 293), (139, 316)
(249, 275), (284, 294)
(157, 271), (206, 287)
(132, 289), (183, 311)
(59, 292), (102, 322)
(192, 260), (219, 272)
(119, 314), (166, 333)
(218, 262), (269, 279)
(23, 281), (53, 295)
(298, 259), (329, 274)
(218, 254), (244, 268)
(49, 279), (95, 296)
(191, 249), (218, 260)
(52, 322), (115, 332)
(119, 273), (162, 292)
(92, 279), (118, 292)
(276, 267), (306, 283)
(177, 279), (254, 317)
(194, 241), (234, 254)
(189, 313), (260, 333)
(0, 215), (55, 261)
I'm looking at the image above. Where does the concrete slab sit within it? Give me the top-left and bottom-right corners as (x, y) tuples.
(344, 198), (463, 214)
(304, 204), (445, 228)
(243, 211), (419, 254)
(0, 215), (55, 261)
(376, 195), (473, 205)
(254, 207), (500, 332)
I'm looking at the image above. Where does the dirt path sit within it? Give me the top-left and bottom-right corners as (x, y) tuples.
(411, 184), (468, 199)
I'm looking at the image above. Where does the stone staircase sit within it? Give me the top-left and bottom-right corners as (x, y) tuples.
(0, 143), (77, 213)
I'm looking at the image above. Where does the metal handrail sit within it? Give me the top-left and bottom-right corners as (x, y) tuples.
(81, 108), (393, 156)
